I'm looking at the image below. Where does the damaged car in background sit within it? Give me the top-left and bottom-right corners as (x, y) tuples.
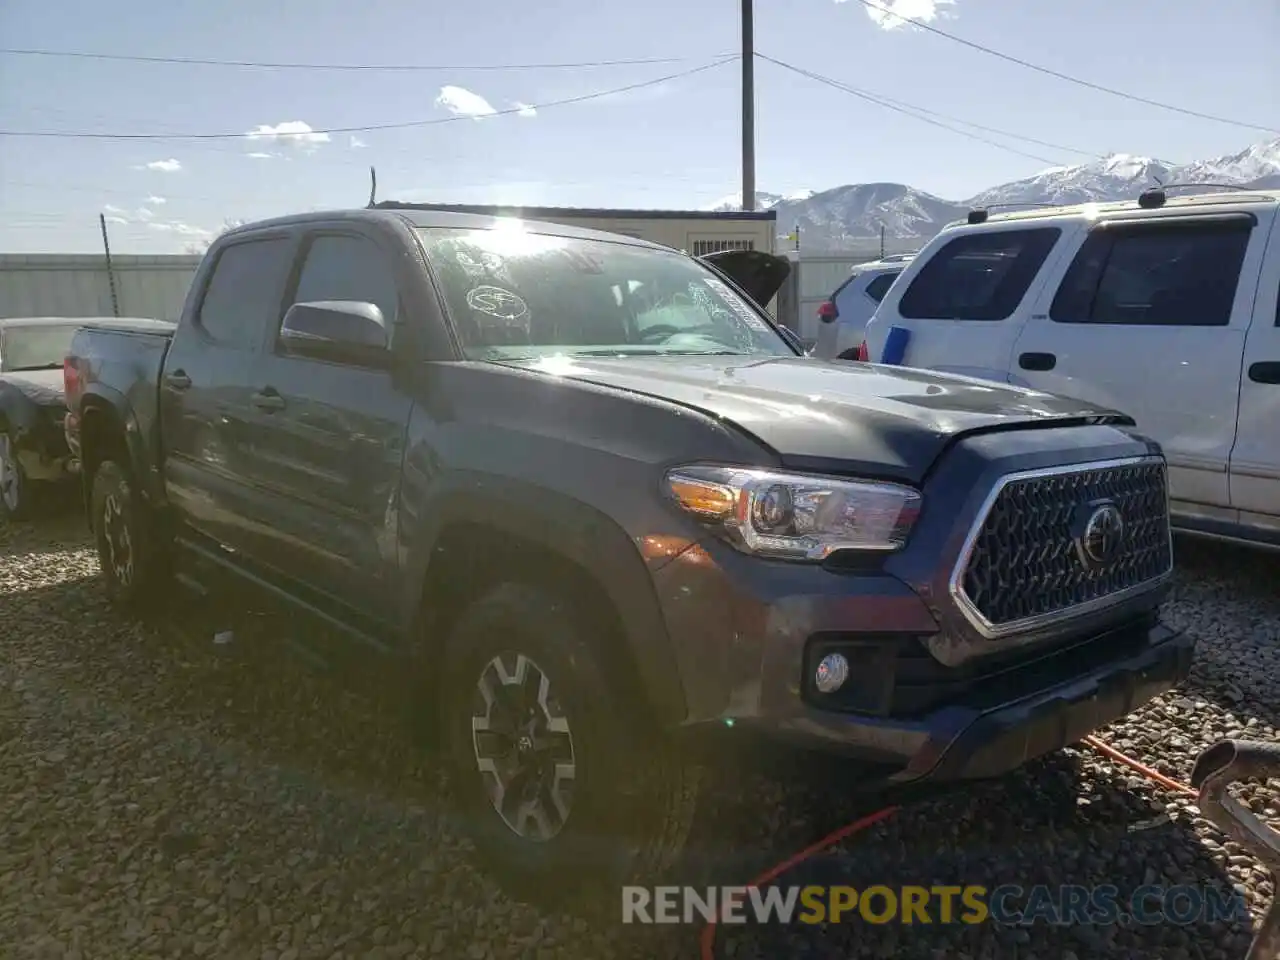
(0, 316), (172, 520)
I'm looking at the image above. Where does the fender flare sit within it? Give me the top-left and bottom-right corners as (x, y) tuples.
(402, 474), (688, 726)
(76, 385), (157, 502)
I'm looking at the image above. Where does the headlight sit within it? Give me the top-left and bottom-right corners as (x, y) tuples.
(664, 464), (921, 561)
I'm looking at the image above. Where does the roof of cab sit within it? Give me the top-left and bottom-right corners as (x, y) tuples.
(220, 206), (678, 252)
(942, 189), (1280, 233)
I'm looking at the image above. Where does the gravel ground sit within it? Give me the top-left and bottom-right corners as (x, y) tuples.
(0, 510), (1277, 960)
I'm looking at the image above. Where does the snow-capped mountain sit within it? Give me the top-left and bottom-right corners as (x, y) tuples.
(732, 136), (1280, 252)
(703, 189), (814, 212)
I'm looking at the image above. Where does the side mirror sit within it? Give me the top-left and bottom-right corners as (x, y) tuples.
(279, 300), (389, 366)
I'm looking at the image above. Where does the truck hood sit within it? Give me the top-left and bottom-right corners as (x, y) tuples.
(508, 355), (1130, 482)
(698, 249), (791, 307)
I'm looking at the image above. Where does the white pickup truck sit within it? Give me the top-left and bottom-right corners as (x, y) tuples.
(862, 187), (1280, 551)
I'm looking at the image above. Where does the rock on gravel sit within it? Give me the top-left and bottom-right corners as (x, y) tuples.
(0, 517), (1276, 959)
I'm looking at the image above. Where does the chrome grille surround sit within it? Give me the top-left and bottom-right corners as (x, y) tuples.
(949, 455), (1173, 640)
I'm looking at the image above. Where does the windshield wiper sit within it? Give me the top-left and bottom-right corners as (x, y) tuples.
(10, 363), (63, 371)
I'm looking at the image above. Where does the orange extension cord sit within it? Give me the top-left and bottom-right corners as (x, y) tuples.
(698, 735), (1200, 959)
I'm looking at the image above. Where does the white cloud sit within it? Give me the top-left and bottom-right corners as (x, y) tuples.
(436, 85), (497, 119)
(513, 102), (537, 119)
(146, 195), (166, 205)
(103, 204), (125, 215)
(103, 215), (129, 225)
(147, 221), (212, 238)
(243, 120), (331, 153)
(137, 158), (182, 172)
(246, 151), (276, 159)
(349, 135), (368, 149)
(846, 0), (956, 30)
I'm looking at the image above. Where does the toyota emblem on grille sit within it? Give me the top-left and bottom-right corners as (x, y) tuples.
(1074, 501), (1126, 567)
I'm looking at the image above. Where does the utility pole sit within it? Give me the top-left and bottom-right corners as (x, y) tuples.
(99, 213), (120, 318)
(741, 0), (756, 212)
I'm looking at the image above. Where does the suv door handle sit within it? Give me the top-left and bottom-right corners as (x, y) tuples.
(164, 370), (192, 390)
(1018, 351), (1056, 372)
(251, 389), (286, 412)
(1248, 362), (1280, 384)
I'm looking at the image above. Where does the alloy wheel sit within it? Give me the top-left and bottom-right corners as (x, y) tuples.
(101, 491), (134, 587)
(470, 652), (577, 842)
(0, 435), (21, 513)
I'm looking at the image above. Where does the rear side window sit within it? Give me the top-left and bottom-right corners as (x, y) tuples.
(289, 234), (399, 327)
(864, 271), (900, 303)
(898, 228), (1061, 321)
(1051, 218), (1252, 327)
(197, 238), (292, 350)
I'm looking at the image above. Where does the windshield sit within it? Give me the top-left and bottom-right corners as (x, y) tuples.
(0, 325), (78, 372)
(417, 225), (793, 361)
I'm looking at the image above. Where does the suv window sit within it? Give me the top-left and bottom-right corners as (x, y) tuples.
(864, 271), (900, 303)
(1051, 219), (1252, 327)
(197, 237), (292, 349)
(289, 234), (399, 327)
(898, 228), (1061, 321)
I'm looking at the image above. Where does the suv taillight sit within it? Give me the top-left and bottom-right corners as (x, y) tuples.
(855, 340), (869, 362)
(817, 301), (838, 323)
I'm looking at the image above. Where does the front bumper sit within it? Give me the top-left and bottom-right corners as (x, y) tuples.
(653, 423), (1192, 784)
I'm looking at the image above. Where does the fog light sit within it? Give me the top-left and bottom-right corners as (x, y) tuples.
(814, 653), (849, 694)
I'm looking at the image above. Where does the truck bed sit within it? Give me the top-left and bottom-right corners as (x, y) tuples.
(63, 324), (175, 494)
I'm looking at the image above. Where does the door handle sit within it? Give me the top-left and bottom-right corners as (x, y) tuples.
(251, 389), (286, 412)
(164, 370), (192, 390)
(1248, 362), (1280, 384)
(1018, 351), (1057, 372)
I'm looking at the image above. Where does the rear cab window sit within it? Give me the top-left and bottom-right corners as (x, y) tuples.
(196, 236), (294, 350)
(1049, 215), (1254, 327)
(897, 227), (1062, 321)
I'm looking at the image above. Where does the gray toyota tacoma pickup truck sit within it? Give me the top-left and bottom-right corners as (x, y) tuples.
(63, 205), (1193, 907)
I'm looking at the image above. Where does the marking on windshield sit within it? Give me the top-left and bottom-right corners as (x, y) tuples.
(702, 277), (770, 332)
(466, 285), (529, 323)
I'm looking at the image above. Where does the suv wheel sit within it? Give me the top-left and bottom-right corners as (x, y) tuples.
(441, 582), (700, 912)
(0, 433), (32, 521)
(91, 460), (166, 609)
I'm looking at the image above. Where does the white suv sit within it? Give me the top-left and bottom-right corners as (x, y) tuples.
(812, 254), (913, 359)
(862, 187), (1280, 551)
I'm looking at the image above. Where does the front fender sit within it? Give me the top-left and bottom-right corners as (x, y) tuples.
(401, 473), (688, 727)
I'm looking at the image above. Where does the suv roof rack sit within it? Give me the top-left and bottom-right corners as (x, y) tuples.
(966, 201), (1059, 225)
(876, 252), (916, 263)
(1138, 182), (1252, 209)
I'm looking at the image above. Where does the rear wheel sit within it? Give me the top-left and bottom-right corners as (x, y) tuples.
(440, 582), (700, 912)
(0, 433), (33, 521)
(90, 460), (166, 609)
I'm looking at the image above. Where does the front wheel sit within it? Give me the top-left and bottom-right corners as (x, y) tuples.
(0, 433), (33, 521)
(440, 582), (701, 912)
(90, 460), (166, 609)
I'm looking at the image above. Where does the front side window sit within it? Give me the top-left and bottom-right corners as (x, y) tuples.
(289, 234), (399, 328)
(0, 325), (78, 372)
(417, 226), (793, 360)
(898, 227), (1061, 321)
(1051, 219), (1252, 327)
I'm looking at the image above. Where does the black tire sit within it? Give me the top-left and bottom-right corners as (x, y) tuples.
(90, 460), (167, 609)
(440, 582), (701, 913)
(0, 431), (34, 522)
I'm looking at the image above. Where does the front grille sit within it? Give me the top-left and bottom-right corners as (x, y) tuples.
(956, 458), (1172, 634)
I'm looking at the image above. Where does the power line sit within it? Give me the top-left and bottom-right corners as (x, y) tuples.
(849, 0), (1280, 135)
(0, 57), (736, 141)
(758, 54), (1072, 166)
(0, 46), (707, 72)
